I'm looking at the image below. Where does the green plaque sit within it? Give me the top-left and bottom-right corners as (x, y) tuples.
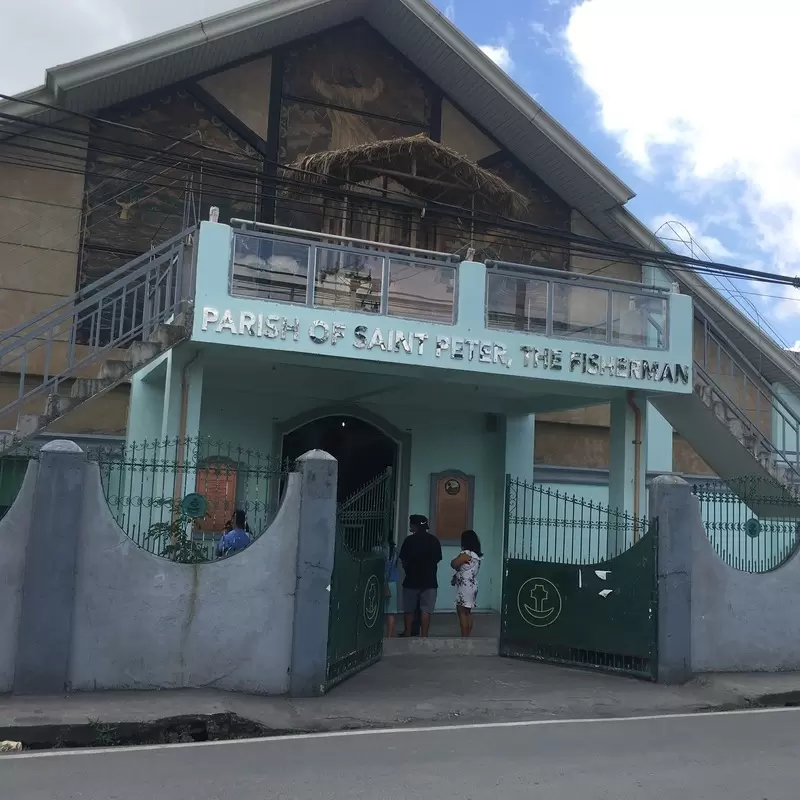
(745, 518), (761, 538)
(181, 493), (207, 519)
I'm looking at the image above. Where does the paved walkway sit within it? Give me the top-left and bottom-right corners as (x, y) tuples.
(3, 656), (800, 737)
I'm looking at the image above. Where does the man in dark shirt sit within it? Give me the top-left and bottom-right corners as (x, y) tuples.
(399, 514), (442, 637)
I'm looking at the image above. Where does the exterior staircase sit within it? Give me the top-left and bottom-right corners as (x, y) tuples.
(654, 308), (800, 517)
(0, 228), (197, 455)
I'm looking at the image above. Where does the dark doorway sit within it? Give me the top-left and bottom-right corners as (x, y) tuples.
(282, 415), (397, 502)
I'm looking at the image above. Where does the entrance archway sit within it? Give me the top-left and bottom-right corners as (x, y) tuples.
(281, 415), (397, 502)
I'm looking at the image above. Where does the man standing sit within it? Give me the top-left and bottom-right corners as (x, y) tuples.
(399, 514), (442, 637)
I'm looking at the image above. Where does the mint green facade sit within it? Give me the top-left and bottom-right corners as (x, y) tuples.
(127, 222), (695, 611)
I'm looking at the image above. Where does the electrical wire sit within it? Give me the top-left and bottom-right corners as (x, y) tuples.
(2, 99), (800, 293)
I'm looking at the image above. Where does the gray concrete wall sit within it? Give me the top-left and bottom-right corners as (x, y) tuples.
(68, 464), (303, 694)
(652, 473), (800, 674)
(0, 461), (38, 693)
(691, 512), (800, 673)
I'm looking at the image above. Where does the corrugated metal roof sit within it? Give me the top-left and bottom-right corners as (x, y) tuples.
(1, 0), (794, 392)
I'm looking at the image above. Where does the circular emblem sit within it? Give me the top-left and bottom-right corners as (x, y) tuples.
(444, 479), (461, 496)
(363, 574), (380, 629)
(180, 493), (207, 519)
(745, 518), (761, 538)
(517, 577), (562, 628)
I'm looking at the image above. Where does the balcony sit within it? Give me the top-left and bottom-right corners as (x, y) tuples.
(191, 220), (693, 394)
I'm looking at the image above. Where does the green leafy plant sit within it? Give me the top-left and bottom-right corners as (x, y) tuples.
(145, 510), (209, 563)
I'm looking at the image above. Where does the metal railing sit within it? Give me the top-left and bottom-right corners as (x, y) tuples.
(485, 263), (669, 349)
(230, 222), (460, 325)
(694, 309), (800, 482)
(92, 437), (292, 562)
(0, 228), (196, 428)
(694, 477), (800, 571)
(504, 477), (650, 564)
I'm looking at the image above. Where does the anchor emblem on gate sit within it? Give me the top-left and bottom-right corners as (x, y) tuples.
(517, 577), (562, 627)
(363, 575), (380, 629)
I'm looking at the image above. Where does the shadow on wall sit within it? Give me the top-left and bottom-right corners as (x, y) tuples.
(0, 449), (304, 695)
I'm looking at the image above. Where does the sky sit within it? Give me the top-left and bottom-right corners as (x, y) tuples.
(2, 0), (799, 348)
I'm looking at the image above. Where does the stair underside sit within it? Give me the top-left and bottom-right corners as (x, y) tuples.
(1, 322), (187, 456)
(654, 388), (800, 518)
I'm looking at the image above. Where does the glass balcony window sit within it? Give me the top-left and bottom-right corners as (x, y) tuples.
(231, 234), (310, 304)
(486, 273), (548, 334)
(313, 247), (384, 314)
(387, 259), (456, 324)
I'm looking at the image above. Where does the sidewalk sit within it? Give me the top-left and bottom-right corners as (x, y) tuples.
(2, 655), (800, 738)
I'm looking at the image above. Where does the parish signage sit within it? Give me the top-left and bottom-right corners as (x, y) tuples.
(201, 307), (689, 385)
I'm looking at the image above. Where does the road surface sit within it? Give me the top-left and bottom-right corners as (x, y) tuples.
(3, 708), (799, 799)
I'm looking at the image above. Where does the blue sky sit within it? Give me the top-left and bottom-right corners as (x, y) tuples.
(3, 0), (798, 348)
(434, 0), (800, 350)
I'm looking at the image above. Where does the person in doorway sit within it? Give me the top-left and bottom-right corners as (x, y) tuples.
(451, 529), (483, 638)
(384, 539), (399, 638)
(399, 515), (442, 637)
(217, 509), (251, 558)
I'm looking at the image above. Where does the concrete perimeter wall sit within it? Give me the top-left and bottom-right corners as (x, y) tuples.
(0, 442), (337, 696)
(69, 464), (302, 693)
(652, 475), (800, 677)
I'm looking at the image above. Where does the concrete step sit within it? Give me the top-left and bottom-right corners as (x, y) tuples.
(147, 323), (186, 349)
(383, 636), (499, 657)
(69, 378), (115, 399)
(97, 360), (129, 381)
(43, 393), (81, 419)
(127, 340), (162, 368)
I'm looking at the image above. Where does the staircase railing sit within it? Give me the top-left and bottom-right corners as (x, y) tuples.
(0, 227), (197, 425)
(694, 308), (800, 484)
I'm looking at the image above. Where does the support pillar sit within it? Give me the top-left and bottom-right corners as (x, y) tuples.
(290, 450), (338, 697)
(650, 474), (694, 684)
(504, 414), (535, 483)
(13, 441), (87, 693)
(608, 394), (647, 554)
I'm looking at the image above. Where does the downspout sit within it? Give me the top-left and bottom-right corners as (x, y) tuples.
(627, 390), (642, 542)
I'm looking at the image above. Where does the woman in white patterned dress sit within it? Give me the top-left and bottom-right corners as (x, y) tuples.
(450, 529), (483, 638)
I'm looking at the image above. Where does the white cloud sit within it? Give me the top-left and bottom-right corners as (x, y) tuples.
(479, 44), (514, 72)
(444, 2), (456, 21)
(0, 0), (250, 95)
(565, 0), (800, 278)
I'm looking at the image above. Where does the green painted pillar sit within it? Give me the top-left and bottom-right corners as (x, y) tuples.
(504, 414), (535, 483)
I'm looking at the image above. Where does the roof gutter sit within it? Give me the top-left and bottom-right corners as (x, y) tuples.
(611, 206), (800, 389)
(392, 0), (635, 207)
(45, 0), (346, 96)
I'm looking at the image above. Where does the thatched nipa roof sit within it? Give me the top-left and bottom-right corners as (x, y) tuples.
(289, 134), (530, 218)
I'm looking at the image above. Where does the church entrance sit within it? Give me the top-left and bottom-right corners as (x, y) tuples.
(283, 414), (398, 690)
(281, 415), (397, 502)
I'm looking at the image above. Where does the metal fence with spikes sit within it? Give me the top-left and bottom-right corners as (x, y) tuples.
(504, 477), (650, 564)
(693, 477), (800, 572)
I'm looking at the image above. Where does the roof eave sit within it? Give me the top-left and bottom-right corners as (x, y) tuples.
(47, 0), (339, 97)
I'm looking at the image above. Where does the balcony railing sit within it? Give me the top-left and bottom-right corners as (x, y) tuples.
(485, 261), (669, 350)
(227, 222), (672, 351)
(230, 223), (459, 326)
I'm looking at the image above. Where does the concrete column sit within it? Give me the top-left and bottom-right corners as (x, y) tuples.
(504, 414), (535, 483)
(608, 395), (647, 554)
(456, 260), (487, 326)
(646, 404), (673, 473)
(650, 474), (694, 684)
(290, 450), (338, 697)
(13, 441), (87, 693)
(161, 350), (204, 441)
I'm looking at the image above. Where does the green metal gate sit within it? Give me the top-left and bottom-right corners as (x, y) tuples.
(499, 476), (658, 679)
(326, 467), (394, 690)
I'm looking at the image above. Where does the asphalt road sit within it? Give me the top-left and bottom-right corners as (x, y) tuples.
(3, 708), (799, 799)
